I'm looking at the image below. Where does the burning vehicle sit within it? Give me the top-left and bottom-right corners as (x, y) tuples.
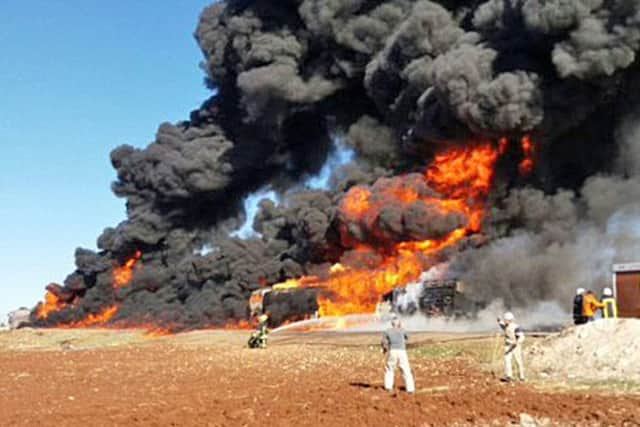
(249, 285), (319, 318)
(253, 276), (480, 322)
(30, 0), (640, 331)
(382, 279), (478, 318)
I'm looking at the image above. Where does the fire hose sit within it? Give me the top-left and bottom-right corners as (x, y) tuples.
(490, 333), (502, 375)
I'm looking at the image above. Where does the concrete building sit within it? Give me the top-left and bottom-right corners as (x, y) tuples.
(612, 263), (640, 317)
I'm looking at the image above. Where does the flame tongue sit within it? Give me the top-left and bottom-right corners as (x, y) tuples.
(274, 142), (504, 317)
(113, 250), (142, 289)
(425, 143), (502, 231)
(36, 291), (66, 319)
(519, 135), (535, 176)
(59, 305), (120, 328)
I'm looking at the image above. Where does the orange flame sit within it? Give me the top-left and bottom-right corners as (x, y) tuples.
(59, 305), (120, 328)
(36, 292), (67, 319)
(113, 250), (142, 288)
(142, 327), (174, 337)
(519, 135), (535, 175)
(272, 142), (503, 317)
(341, 187), (372, 218)
(221, 319), (254, 330)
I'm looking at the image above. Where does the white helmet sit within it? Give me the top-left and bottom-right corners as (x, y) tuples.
(390, 315), (401, 328)
(503, 312), (515, 321)
(603, 287), (613, 297)
(576, 288), (585, 295)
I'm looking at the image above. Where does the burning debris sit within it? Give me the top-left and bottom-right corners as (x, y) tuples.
(33, 0), (640, 331)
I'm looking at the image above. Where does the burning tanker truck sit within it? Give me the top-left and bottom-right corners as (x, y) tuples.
(251, 276), (476, 321)
(31, 0), (640, 331)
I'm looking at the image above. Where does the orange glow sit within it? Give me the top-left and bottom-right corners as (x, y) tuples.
(142, 327), (174, 338)
(273, 276), (321, 290)
(221, 319), (254, 330)
(271, 141), (504, 317)
(498, 137), (509, 155)
(59, 305), (120, 328)
(341, 187), (372, 218)
(36, 292), (67, 319)
(425, 143), (500, 231)
(519, 135), (535, 175)
(113, 250), (142, 288)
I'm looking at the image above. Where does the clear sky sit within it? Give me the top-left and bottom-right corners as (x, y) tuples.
(0, 1), (214, 322)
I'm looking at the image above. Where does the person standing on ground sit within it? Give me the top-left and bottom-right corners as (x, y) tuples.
(573, 288), (587, 325)
(582, 290), (605, 322)
(497, 312), (525, 382)
(600, 287), (618, 319)
(381, 316), (415, 394)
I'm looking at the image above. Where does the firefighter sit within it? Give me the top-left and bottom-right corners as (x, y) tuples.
(497, 312), (525, 382)
(573, 288), (586, 325)
(248, 314), (269, 349)
(382, 316), (415, 394)
(601, 287), (618, 319)
(582, 290), (605, 322)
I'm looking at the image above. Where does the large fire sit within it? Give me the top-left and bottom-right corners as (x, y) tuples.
(34, 251), (143, 326)
(33, 137), (533, 330)
(271, 141), (505, 317)
(33, 248), (258, 333)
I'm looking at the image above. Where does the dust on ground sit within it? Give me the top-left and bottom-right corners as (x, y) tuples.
(528, 319), (640, 388)
(1, 328), (639, 427)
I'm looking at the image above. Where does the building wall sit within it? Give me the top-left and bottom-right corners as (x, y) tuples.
(615, 271), (640, 318)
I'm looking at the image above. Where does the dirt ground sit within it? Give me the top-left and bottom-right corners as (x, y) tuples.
(1, 329), (639, 426)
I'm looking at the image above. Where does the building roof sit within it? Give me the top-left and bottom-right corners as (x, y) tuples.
(613, 263), (640, 272)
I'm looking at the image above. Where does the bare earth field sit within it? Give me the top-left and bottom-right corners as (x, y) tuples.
(1, 328), (639, 426)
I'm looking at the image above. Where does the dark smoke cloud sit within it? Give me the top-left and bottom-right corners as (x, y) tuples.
(33, 0), (640, 328)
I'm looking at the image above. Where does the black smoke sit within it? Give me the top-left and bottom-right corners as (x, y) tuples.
(33, 0), (640, 329)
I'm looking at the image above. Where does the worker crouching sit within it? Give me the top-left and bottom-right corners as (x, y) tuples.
(248, 314), (269, 349)
(382, 317), (415, 394)
(498, 312), (525, 382)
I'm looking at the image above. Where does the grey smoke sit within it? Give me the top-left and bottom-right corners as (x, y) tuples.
(453, 173), (640, 310)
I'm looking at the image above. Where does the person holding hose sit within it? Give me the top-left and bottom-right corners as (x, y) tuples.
(582, 290), (605, 322)
(498, 312), (525, 382)
(381, 316), (415, 394)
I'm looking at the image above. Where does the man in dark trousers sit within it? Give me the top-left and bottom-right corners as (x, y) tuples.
(573, 288), (586, 325)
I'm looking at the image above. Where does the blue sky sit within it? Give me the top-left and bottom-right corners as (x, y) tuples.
(0, 1), (214, 321)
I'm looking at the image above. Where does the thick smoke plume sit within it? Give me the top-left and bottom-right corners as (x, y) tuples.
(32, 0), (640, 330)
